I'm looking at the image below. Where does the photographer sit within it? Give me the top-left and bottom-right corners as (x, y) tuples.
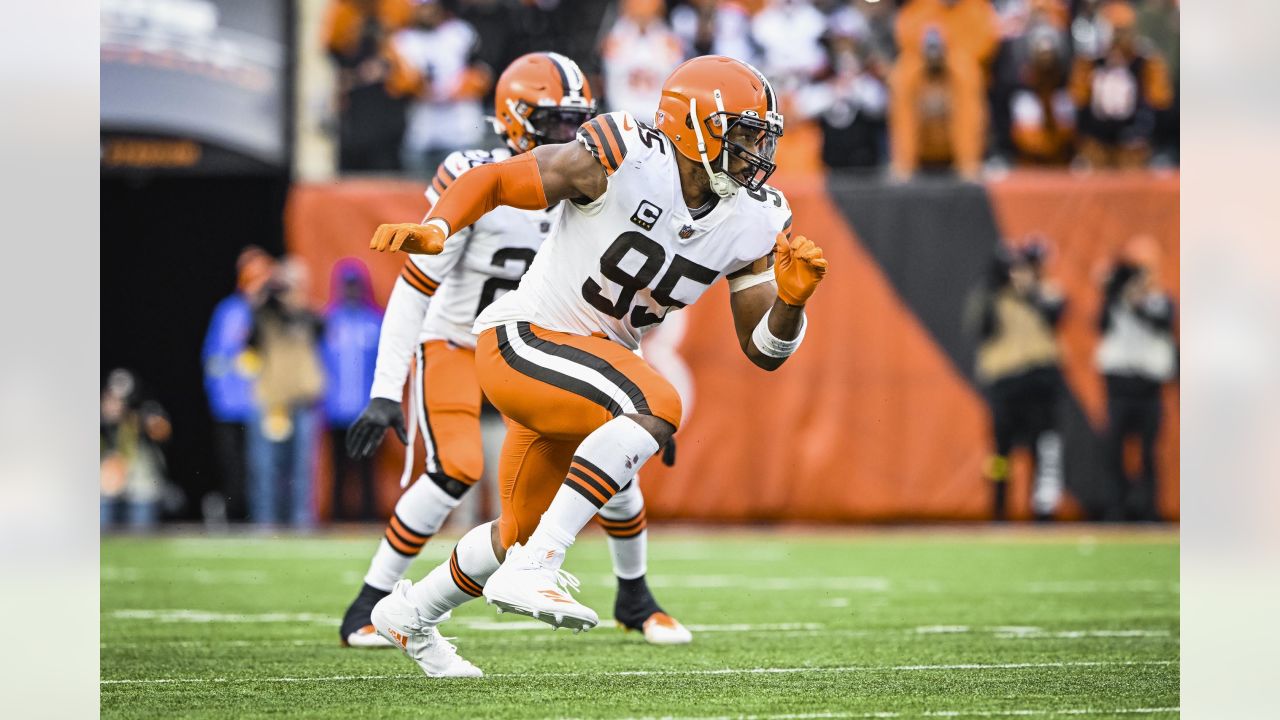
(245, 259), (327, 527)
(966, 238), (1067, 521)
(1096, 239), (1176, 521)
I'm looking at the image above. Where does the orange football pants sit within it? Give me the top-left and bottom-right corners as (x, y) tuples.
(475, 322), (681, 548)
(413, 340), (484, 486)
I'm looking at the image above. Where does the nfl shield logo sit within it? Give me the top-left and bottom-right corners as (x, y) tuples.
(678, 224), (695, 239)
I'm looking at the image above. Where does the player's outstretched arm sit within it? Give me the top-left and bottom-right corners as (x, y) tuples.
(369, 141), (607, 255)
(729, 233), (828, 371)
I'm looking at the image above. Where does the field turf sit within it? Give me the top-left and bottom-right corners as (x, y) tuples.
(101, 526), (1178, 719)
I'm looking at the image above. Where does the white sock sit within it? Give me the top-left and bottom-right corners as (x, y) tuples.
(528, 417), (661, 555)
(363, 477), (462, 592)
(410, 521), (500, 620)
(599, 480), (648, 580)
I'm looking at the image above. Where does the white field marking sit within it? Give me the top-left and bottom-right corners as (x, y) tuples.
(101, 567), (270, 585)
(100, 660), (1178, 685)
(1020, 580), (1179, 594)
(607, 708), (1179, 720)
(109, 609), (336, 625)
(820, 598), (851, 608)
(101, 639), (329, 650)
(995, 630), (1171, 640)
(104, 611), (1170, 643)
(628, 575), (893, 592)
(912, 626), (1171, 641)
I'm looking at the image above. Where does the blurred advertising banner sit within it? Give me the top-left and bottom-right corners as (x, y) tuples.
(285, 172), (1179, 523)
(100, 0), (290, 174)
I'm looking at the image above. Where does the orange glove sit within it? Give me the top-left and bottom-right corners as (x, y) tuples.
(369, 221), (446, 255)
(774, 233), (828, 306)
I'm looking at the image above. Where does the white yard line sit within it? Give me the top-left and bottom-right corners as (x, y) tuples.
(608, 708), (1179, 720)
(101, 660), (1177, 685)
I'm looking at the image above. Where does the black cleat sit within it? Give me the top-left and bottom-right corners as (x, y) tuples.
(613, 576), (692, 645)
(340, 583), (393, 648)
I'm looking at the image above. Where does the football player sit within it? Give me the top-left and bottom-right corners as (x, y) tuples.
(337, 52), (692, 655)
(367, 56), (828, 677)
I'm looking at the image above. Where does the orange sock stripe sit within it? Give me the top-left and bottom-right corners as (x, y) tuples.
(566, 468), (612, 505)
(603, 522), (646, 539)
(570, 459), (619, 494)
(389, 514), (431, 544)
(564, 475), (609, 508)
(598, 509), (645, 529)
(448, 550), (483, 597)
(384, 526), (421, 556)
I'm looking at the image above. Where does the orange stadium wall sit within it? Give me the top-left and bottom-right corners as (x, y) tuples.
(286, 171), (1179, 523)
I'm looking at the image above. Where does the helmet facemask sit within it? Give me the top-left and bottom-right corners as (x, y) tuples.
(497, 97), (596, 152)
(689, 91), (783, 197)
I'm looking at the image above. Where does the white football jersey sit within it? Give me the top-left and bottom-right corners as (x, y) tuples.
(412, 148), (558, 348)
(369, 148), (558, 401)
(474, 111), (792, 350)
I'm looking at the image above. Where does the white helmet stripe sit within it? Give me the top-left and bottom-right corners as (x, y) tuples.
(546, 52), (585, 98)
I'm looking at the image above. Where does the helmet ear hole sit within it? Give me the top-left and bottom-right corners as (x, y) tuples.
(685, 114), (694, 130)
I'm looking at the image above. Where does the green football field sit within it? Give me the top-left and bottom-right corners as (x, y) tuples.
(101, 526), (1178, 719)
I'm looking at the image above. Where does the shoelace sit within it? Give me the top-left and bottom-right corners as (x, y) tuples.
(552, 567), (582, 596)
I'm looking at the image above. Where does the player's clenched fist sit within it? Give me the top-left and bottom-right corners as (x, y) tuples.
(369, 221), (447, 254)
(774, 233), (828, 306)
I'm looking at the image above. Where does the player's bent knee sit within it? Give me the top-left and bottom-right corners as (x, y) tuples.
(623, 413), (676, 447)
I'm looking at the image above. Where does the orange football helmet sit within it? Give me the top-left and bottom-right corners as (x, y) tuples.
(655, 55), (784, 196)
(492, 52), (596, 153)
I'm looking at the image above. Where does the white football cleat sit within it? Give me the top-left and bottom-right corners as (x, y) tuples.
(370, 580), (482, 678)
(482, 543), (599, 632)
(640, 612), (693, 645)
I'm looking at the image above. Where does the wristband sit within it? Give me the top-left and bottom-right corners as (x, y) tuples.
(751, 307), (807, 358)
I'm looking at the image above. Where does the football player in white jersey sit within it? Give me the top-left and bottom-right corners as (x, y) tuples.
(366, 56), (828, 677)
(336, 53), (692, 656)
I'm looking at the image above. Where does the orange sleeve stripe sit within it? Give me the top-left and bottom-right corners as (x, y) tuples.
(434, 167), (456, 189)
(599, 115), (629, 165)
(400, 267), (438, 296)
(403, 260), (439, 288)
(580, 122), (618, 173)
(431, 175), (447, 195)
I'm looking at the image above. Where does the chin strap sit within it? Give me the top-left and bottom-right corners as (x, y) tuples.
(688, 93), (737, 198)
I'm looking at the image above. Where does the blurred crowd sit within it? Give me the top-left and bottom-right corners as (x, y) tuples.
(322, 0), (1178, 179)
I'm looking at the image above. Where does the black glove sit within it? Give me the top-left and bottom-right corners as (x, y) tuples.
(345, 398), (408, 460)
(661, 438), (676, 467)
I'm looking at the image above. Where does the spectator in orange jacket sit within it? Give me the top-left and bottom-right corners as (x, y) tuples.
(322, 0), (419, 172)
(895, 0), (999, 71)
(1068, 0), (1173, 169)
(889, 25), (987, 180)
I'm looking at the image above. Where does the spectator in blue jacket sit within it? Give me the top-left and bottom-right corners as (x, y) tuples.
(201, 247), (274, 522)
(322, 258), (384, 520)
